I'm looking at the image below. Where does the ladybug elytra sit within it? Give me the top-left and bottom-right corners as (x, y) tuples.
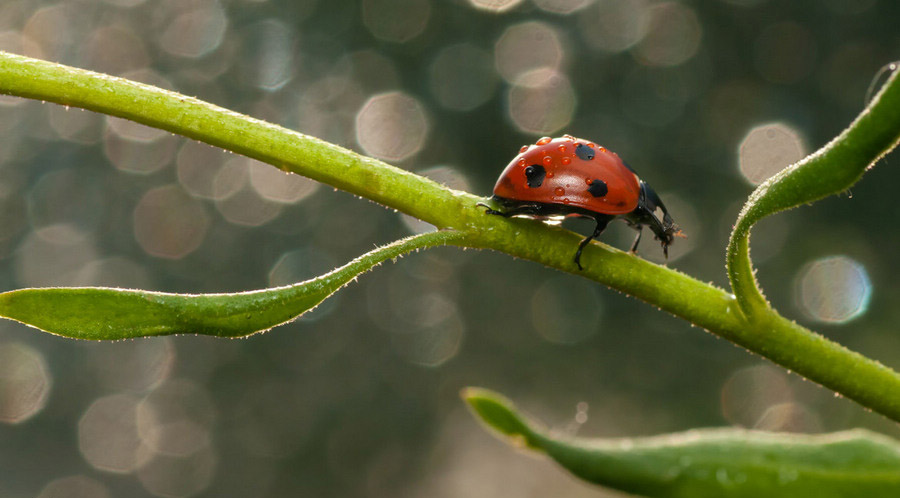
(484, 135), (679, 270)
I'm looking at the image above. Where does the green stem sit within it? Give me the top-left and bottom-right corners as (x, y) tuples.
(727, 67), (900, 318)
(2, 52), (900, 421)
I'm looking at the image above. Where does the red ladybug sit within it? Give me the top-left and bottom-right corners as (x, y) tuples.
(484, 135), (679, 270)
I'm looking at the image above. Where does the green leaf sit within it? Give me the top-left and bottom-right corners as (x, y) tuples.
(0, 230), (464, 340)
(463, 388), (900, 498)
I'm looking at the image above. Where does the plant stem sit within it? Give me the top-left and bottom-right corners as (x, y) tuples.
(2, 52), (900, 421)
(727, 66), (900, 318)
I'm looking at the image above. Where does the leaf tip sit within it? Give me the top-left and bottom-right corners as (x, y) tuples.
(461, 387), (538, 448)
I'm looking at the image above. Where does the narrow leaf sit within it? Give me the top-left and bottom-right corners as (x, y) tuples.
(0, 230), (464, 340)
(464, 388), (900, 498)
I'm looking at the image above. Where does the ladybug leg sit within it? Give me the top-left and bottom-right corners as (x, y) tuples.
(644, 212), (673, 258)
(481, 202), (544, 217)
(629, 225), (643, 253)
(633, 210), (672, 258)
(633, 182), (679, 258)
(574, 217), (610, 271)
(477, 201), (507, 216)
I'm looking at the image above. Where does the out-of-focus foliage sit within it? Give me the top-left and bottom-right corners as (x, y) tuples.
(0, 1), (897, 497)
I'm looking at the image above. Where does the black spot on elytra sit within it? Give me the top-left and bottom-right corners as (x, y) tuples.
(575, 143), (595, 160)
(524, 164), (546, 188)
(587, 179), (608, 197)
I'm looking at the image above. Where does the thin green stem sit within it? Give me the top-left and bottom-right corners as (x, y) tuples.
(727, 67), (900, 318)
(2, 52), (900, 421)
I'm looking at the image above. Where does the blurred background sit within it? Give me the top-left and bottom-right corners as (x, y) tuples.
(0, 0), (898, 496)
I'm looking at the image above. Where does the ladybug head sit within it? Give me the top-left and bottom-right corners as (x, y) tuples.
(636, 182), (680, 256)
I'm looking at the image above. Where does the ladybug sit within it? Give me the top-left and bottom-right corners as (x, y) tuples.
(484, 135), (679, 270)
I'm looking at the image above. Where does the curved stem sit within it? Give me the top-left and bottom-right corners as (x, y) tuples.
(727, 66), (900, 318)
(2, 51), (900, 421)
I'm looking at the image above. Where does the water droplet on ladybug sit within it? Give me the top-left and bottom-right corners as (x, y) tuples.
(554, 187), (565, 196)
(518, 159), (526, 168)
(520, 145), (529, 153)
(537, 136), (552, 145)
(546, 171), (554, 178)
(542, 156), (553, 165)
(561, 157), (571, 165)
(557, 144), (566, 153)
(588, 142), (596, 148)
(585, 178), (592, 184)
